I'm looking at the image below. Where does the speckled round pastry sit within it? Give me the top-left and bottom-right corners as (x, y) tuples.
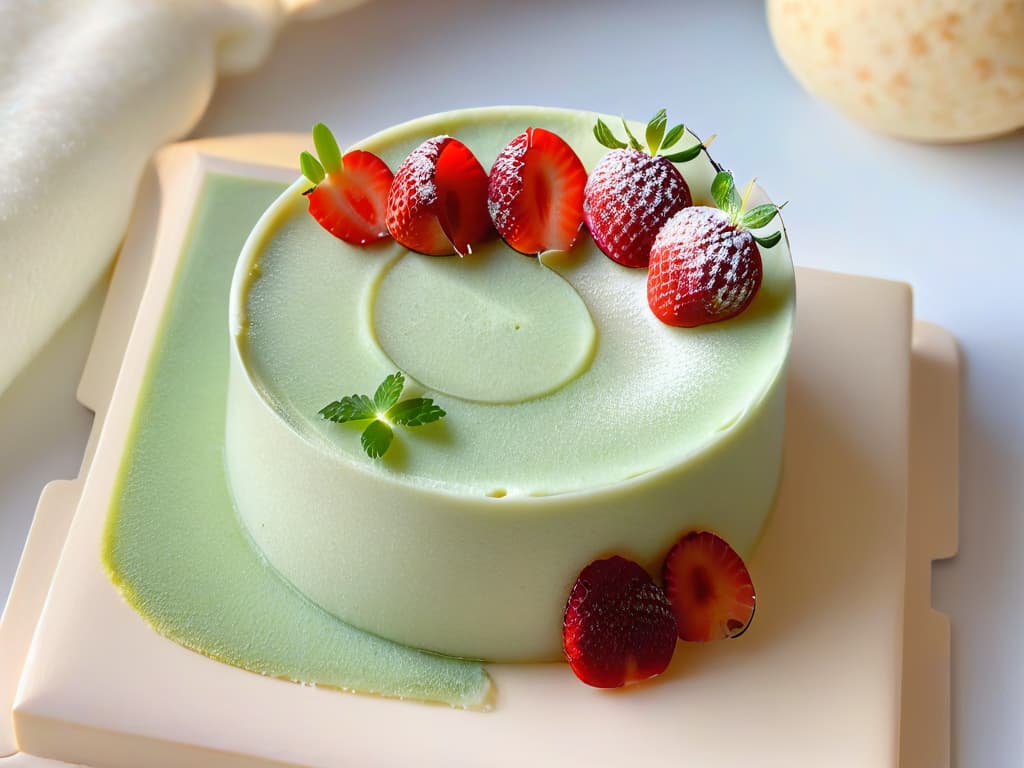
(226, 106), (794, 662)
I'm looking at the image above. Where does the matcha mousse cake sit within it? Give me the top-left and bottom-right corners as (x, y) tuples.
(225, 106), (794, 666)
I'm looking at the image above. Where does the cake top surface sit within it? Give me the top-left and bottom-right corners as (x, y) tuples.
(234, 106), (794, 497)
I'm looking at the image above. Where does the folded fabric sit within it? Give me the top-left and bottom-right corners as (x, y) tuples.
(0, 0), (360, 397)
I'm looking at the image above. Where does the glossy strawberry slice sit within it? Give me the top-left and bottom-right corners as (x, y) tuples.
(300, 124), (393, 246)
(487, 127), (587, 255)
(386, 136), (493, 256)
(662, 531), (756, 642)
(306, 150), (394, 245)
(563, 556), (678, 688)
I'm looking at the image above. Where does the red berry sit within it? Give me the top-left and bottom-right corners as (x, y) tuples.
(563, 556), (678, 688)
(647, 206), (763, 327)
(385, 136), (494, 256)
(487, 127), (587, 255)
(583, 148), (692, 268)
(662, 531), (756, 642)
(306, 150), (394, 246)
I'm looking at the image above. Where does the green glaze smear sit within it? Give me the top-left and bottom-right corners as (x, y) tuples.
(102, 173), (492, 710)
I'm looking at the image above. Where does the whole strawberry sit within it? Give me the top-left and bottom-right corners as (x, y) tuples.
(563, 555), (678, 688)
(647, 171), (784, 327)
(583, 109), (707, 268)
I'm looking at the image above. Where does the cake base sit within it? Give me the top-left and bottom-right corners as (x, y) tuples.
(0, 136), (956, 768)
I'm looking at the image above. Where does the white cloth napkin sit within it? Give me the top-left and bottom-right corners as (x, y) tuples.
(0, 0), (359, 397)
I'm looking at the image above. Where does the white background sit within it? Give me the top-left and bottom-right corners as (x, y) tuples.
(1, 2), (1021, 766)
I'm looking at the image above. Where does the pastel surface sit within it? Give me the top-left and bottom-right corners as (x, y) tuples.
(103, 173), (492, 709)
(227, 107), (795, 660)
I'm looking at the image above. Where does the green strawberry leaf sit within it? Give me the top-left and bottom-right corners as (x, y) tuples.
(645, 108), (667, 155)
(373, 372), (405, 412)
(621, 117), (643, 152)
(388, 398), (446, 427)
(299, 151), (326, 185)
(660, 123), (686, 151)
(712, 171), (741, 217)
(661, 143), (703, 163)
(741, 204), (782, 229)
(319, 394), (376, 424)
(753, 231), (783, 249)
(360, 420), (394, 459)
(312, 123), (342, 174)
(594, 119), (627, 150)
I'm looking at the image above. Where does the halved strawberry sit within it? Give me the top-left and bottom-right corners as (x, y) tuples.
(662, 531), (756, 642)
(385, 136), (494, 256)
(563, 556), (678, 688)
(300, 124), (393, 246)
(487, 127), (586, 255)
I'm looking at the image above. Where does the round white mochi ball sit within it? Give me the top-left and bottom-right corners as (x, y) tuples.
(767, 0), (1024, 142)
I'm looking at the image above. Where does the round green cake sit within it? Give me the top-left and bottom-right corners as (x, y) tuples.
(226, 106), (795, 662)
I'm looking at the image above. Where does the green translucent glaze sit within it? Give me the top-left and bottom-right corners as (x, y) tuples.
(102, 173), (492, 709)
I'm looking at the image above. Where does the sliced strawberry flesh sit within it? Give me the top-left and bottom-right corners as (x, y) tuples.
(435, 139), (492, 253)
(306, 149), (393, 246)
(662, 530), (756, 642)
(340, 150), (393, 227)
(488, 127), (586, 256)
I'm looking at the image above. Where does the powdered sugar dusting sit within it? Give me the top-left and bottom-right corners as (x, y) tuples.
(385, 135), (453, 253)
(400, 135), (450, 206)
(583, 149), (692, 267)
(487, 130), (529, 233)
(648, 207), (762, 325)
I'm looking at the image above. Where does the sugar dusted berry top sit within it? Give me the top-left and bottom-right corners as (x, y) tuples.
(581, 110), (706, 268)
(648, 207), (761, 327)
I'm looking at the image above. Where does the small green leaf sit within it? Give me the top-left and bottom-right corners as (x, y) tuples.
(661, 143), (703, 163)
(712, 171), (741, 216)
(373, 372), (405, 412)
(319, 394), (376, 423)
(388, 398), (446, 427)
(593, 119), (627, 150)
(660, 123), (686, 150)
(299, 151), (325, 184)
(360, 420), (394, 459)
(320, 372), (447, 458)
(621, 117), (643, 152)
(753, 231), (783, 249)
(741, 204), (781, 229)
(645, 108), (667, 155)
(312, 123), (342, 173)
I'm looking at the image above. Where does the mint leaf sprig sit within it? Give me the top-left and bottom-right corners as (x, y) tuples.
(593, 108), (714, 164)
(319, 372), (446, 459)
(711, 171), (787, 249)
